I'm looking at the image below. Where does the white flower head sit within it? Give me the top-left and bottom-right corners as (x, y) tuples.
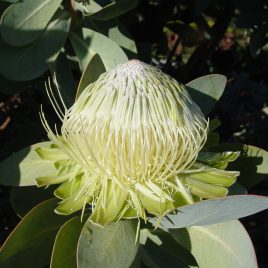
(36, 60), (237, 226)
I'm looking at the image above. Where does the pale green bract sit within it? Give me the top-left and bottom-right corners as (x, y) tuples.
(37, 60), (239, 226)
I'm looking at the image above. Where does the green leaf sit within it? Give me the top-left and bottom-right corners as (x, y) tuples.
(51, 216), (86, 268)
(210, 143), (268, 189)
(171, 221), (257, 268)
(86, 19), (137, 56)
(10, 186), (55, 217)
(0, 141), (57, 186)
(140, 229), (198, 268)
(0, 0), (62, 46)
(0, 199), (70, 268)
(77, 219), (138, 268)
(108, 22), (137, 56)
(81, 0), (139, 20)
(69, 27), (128, 72)
(50, 52), (77, 109)
(151, 195), (268, 229)
(0, 10), (71, 81)
(186, 74), (227, 116)
(76, 53), (106, 99)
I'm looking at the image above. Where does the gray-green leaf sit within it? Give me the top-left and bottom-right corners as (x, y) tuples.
(186, 74), (227, 116)
(0, 141), (57, 186)
(1, 0), (62, 47)
(77, 219), (138, 268)
(171, 221), (257, 268)
(69, 28), (128, 72)
(76, 53), (106, 99)
(0, 10), (71, 81)
(151, 195), (268, 229)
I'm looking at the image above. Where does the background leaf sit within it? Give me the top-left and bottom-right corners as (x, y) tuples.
(0, 141), (56, 186)
(51, 216), (86, 268)
(0, 199), (70, 268)
(0, 0), (62, 46)
(151, 195), (268, 229)
(171, 220), (258, 268)
(249, 25), (268, 58)
(69, 27), (128, 72)
(83, 0), (139, 20)
(0, 10), (71, 81)
(76, 53), (106, 99)
(77, 219), (138, 268)
(186, 74), (227, 116)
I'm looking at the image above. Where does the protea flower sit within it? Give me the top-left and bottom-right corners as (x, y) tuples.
(36, 60), (239, 226)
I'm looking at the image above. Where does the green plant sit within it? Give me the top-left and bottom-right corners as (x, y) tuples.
(1, 57), (268, 267)
(0, 1), (268, 268)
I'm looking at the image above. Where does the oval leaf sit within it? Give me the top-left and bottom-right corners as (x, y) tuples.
(77, 219), (138, 268)
(0, 141), (57, 186)
(171, 221), (257, 268)
(51, 216), (86, 268)
(69, 27), (128, 72)
(76, 53), (106, 99)
(186, 74), (227, 116)
(151, 195), (268, 229)
(86, 19), (137, 56)
(1, 0), (62, 46)
(0, 10), (71, 81)
(0, 199), (70, 268)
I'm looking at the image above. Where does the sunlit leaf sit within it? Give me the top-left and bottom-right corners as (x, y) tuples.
(171, 221), (257, 268)
(150, 195), (268, 229)
(70, 27), (128, 72)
